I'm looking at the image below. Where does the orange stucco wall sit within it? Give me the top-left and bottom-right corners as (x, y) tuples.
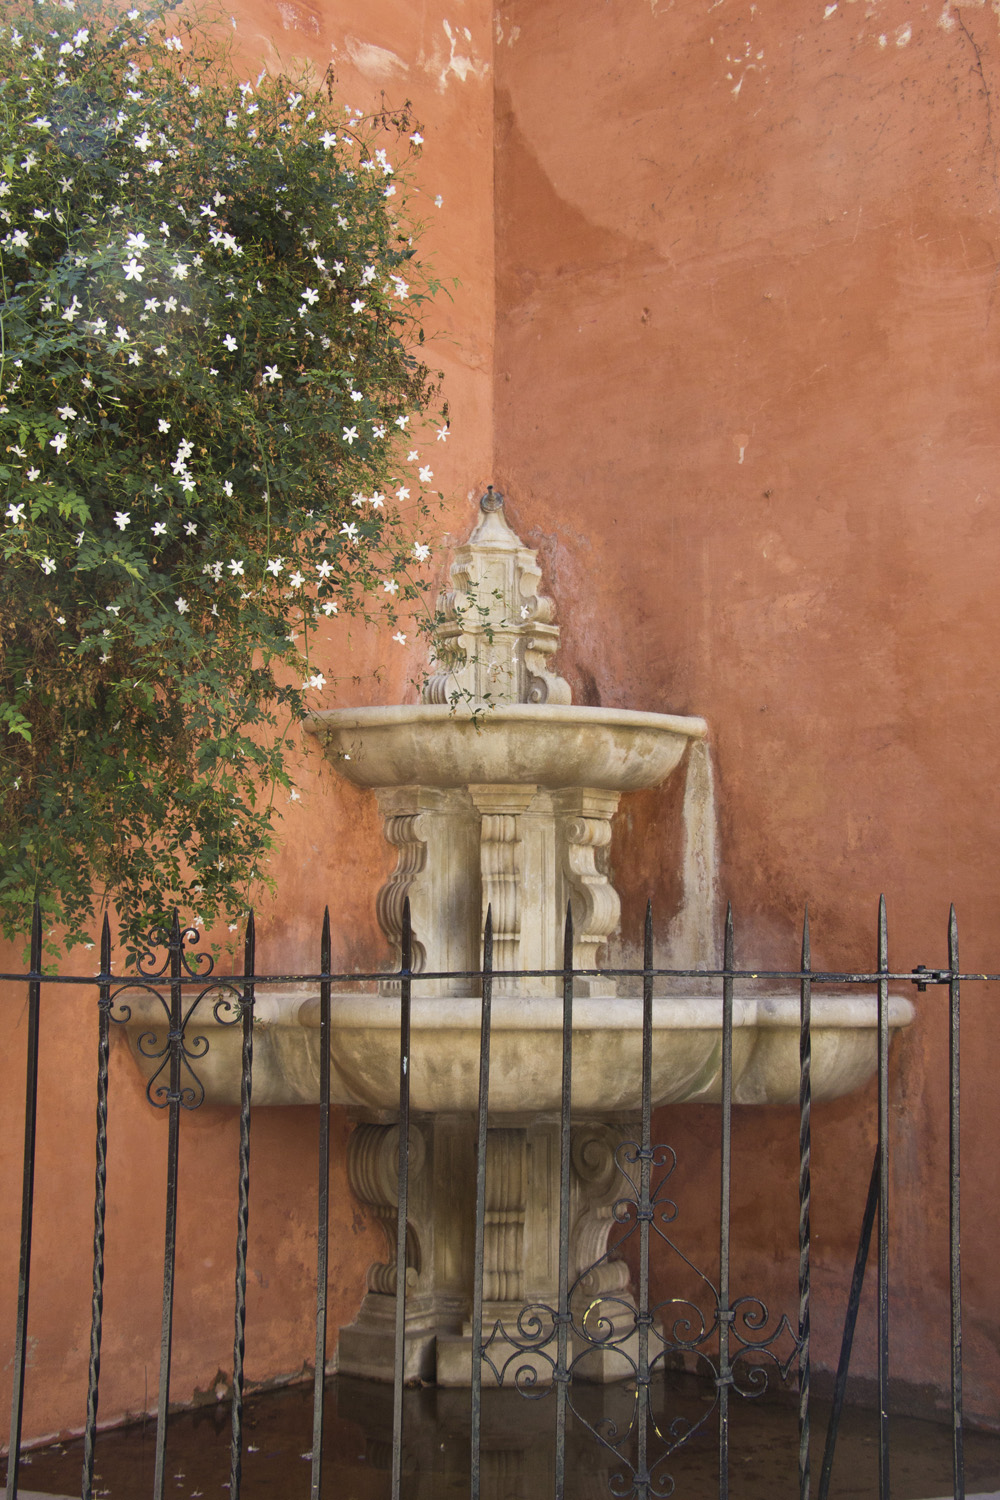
(4, 0), (1000, 1449)
(493, 0), (1000, 1426)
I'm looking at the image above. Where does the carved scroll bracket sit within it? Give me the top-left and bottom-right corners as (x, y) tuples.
(553, 790), (622, 989)
(348, 1122), (426, 1293)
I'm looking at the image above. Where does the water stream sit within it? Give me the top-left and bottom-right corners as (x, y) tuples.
(665, 738), (722, 972)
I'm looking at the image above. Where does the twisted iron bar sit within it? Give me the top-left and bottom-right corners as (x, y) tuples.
(798, 908), (812, 1500)
(229, 913), (256, 1500)
(82, 914), (113, 1500)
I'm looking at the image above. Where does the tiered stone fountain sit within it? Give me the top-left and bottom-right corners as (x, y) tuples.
(123, 490), (913, 1385)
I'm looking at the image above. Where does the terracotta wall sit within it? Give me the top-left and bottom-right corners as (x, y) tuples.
(0, 0), (494, 1445)
(493, 0), (1000, 1425)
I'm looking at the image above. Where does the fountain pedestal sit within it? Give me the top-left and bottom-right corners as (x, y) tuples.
(339, 1113), (639, 1386)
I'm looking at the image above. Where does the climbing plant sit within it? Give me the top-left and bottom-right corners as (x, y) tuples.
(0, 0), (446, 954)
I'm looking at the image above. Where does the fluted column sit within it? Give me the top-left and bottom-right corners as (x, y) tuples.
(469, 784), (537, 994)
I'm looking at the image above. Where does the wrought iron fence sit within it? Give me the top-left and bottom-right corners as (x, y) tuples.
(0, 896), (980, 1500)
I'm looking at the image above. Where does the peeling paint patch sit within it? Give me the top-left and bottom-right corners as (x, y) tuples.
(824, 3), (838, 17)
(725, 37), (766, 96)
(431, 18), (489, 89)
(276, 1), (319, 35)
(733, 431), (750, 464)
(895, 21), (912, 44)
(341, 35), (409, 78)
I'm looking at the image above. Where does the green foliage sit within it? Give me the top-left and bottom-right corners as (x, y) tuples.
(0, 0), (445, 954)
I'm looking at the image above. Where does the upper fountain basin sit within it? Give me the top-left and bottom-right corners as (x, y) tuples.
(304, 704), (709, 792)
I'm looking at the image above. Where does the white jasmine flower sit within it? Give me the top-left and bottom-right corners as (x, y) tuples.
(322, 600), (338, 616)
(350, 298), (364, 314)
(122, 256), (144, 281)
(175, 597), (189, 613)
(413, 542), (431, 561)
(301, 287), (319, 305)
(437, 425), (449, 442)
(228, 559), (245, 576)
(392, 631), (407, 645)
(114, 511), (130, 529)
(40, 557), (56, 574)
(5, 503), (26, 524)
(396, 486), (410, 502)
(419, 466), (433, 484)
(262, 365), (281, 384)
(151, 521), (167, 536)
(158, 418), (171, 433)
(382, 579), (398, 594)
(50, 431), (68, 453)
(316, 560), (333, 580)
(26, 468), (40, 483)
(289, 571), (304, 588)
(126, 232), (149, 251)
(342, 425), (358, 445)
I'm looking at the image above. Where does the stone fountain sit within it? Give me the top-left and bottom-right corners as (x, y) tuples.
(123, 490), (913, 1385)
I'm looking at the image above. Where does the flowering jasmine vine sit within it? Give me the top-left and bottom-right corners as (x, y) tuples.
(0, 0), (445, 957)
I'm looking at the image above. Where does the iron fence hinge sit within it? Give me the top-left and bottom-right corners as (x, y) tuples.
(911, 965), (951, 992)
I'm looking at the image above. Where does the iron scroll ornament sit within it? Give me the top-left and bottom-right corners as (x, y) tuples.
(105, 913), (246, 1110)
(479, 1134), (803, 1500)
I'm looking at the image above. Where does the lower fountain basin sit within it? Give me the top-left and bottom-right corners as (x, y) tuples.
(120, 990), (914, 1112)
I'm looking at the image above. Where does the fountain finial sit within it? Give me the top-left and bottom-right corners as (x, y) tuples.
(422, 489), (572, 707)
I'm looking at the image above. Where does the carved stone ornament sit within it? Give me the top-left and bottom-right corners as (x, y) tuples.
(422, 488), (572, 709)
